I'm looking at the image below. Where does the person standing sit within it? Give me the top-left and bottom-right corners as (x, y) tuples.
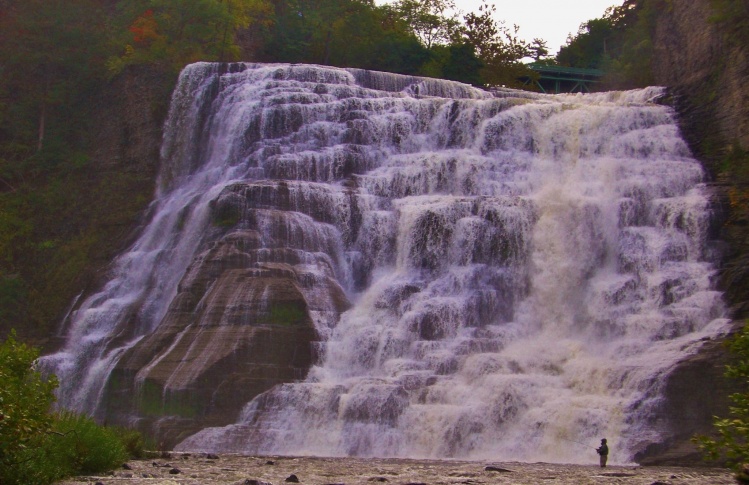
(596, 438), (609, 467)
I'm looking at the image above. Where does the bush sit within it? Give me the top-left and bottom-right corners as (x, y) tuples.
(48, 411), (128, 474)
(0, 330), (58, 484)
(0, 331), (139, 485)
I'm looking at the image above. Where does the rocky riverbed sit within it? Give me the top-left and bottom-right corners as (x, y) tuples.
(56, 453), (735, 485)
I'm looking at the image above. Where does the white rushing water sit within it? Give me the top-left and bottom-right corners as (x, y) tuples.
(44, 63), (729, 464)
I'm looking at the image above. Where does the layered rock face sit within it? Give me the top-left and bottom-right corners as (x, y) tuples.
(100, 179), (354, 444)
(45, 63), (729, 461)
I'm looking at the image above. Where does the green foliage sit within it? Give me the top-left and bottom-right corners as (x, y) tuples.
(48, 412), (128, 474)
(450, 1), (536, 88)
(0, 332), (139, 485)
(114, 426), (148, 459)
(389, 0), (460, 48)
(556, 0), (656, 90)
(424, 43), (484, 85)
(0, 331), (57, 481)
(695, 325), (749, 470)
(108, 0), (274, 75)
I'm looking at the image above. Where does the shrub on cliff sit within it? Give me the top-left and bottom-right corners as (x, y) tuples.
(0, 331), (134, 485)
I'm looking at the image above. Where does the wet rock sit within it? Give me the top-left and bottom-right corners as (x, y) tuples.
(103, 226), (349, 448)
(286, 474), (300, 482)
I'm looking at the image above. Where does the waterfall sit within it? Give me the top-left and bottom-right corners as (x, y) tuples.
(43, 63), (729, 464)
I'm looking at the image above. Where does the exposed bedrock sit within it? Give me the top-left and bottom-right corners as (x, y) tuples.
(101, 182), (350, 447)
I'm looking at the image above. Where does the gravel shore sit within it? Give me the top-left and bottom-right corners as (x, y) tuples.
(56, 453), (736, 485)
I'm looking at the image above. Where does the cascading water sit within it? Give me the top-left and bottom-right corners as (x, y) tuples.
(43, 62), (729, 463)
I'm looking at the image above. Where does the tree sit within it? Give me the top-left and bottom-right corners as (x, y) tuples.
(529, 38), (550, 61)
(0, 331), (57, 481)
(108, 0), (274, 74)
(389, 0), (460, 48)
(0, 0), (110, 153)
(0, 332), (134, 485)
(555, 0), (655, 89)
(453, 1), (534, 88)
(255, 0), (431, 75)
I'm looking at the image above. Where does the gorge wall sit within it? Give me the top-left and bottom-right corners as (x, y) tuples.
(634, 0), (749, 465)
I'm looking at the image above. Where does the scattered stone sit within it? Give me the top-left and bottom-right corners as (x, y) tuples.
(142, 473), (152, 478)
(650, 482), (670, 485)
(601, 472), (636, 477)
(120, 473), (133, 478)
(207, 453), (220, 459)
(94, 482), (104, 485)
(169, 467), (181, 474)
(234, 480), (273, 485)
(286, 474), (301, 482)
(160, 451), (172, 459)
(152, 461), (160, 467)
(266, 460), (276, 465)
(123, 463), (133, 470)
(368, 477), (388, 482)
(485, 466), (513, 473)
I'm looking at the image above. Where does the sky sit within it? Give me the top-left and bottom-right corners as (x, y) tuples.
(375, 0), (619, 56)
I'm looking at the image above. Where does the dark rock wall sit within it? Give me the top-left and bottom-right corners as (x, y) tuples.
(651, 0), (749, 159)
(638, 0), (749, 466)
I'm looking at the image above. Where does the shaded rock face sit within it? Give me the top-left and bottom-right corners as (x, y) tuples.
(636, 0), (749, 465)
(651, 0), (749, 157)
(102, 182), (351, 447)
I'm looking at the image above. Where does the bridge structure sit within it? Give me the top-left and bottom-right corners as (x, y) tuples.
(523, 63), (604, 94)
